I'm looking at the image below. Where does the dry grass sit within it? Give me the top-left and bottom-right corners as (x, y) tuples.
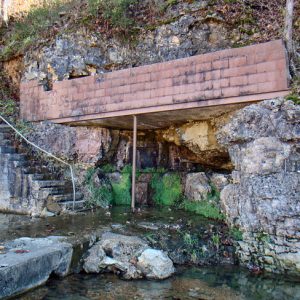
(4, 0), (69, 19)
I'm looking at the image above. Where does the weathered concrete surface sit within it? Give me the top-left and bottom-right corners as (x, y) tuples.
(20, 40), (289, 126)
(217, 98), (300, 275)
(0, 236), (73, 299)
(83, 232), (175, 280)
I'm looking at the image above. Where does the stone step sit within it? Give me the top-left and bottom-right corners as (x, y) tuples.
(31, 186), (73, 199)
(61, 200), (86, 210)
(49, 192), (84, 203)
(41, 185), (73, 194)
(24, 167), (54, 177)
(27, 174), (45, 181)
(7, 153), (27, 161)
(0, 125), (12, 133)
(0, 139), (13, 146)
(11, 160), (28, 168)
(0, 132), (11, 140)
(32, 180), (67, 189)
(0, 146), (16, 154)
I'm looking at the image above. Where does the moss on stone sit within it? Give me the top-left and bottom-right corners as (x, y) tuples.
(183, 200), (224, 220)
(150, 172), (182, 206)
(111, 165), (132, 206)
(181, 181), (224, 220)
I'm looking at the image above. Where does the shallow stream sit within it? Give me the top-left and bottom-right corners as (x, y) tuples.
(16, 266), (300, 300)
(1, 208), (299, 300)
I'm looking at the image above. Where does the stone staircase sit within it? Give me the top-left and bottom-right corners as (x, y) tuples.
(0, 124), (85, 216)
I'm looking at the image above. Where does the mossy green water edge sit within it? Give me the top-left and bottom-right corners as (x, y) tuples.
(84, 165), (225, 221)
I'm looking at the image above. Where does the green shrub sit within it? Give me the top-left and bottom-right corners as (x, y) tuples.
(257, 232), (271, 244)
(183, 232), (197, 247)
(150, 172), (182, 206)
(88, 0), (137, 29)
(286, 93), (300, 105)
(0, 99), (17, 118)
(111, 170), (131, 206)
(101, 163), (116, 173)
(85, 168), (113, 208)
(229, 227), (243, 241)
(212, 234), (220, 247)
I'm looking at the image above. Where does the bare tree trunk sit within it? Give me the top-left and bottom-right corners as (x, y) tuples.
(284, 0), (295, 76)
(284, 0), (294, 53)
(0, 0), (10, 24)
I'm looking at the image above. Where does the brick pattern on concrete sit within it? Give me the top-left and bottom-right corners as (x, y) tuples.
(20, 40), (289, 123)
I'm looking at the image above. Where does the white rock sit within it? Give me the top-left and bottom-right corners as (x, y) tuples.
(41, 208), (55, 217)
(137, 249), (175, 279)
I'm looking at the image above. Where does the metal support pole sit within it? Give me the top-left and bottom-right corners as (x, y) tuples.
(131, 115), (137, 211)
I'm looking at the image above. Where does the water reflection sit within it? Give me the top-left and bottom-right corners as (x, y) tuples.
(17, 266), (300, 300)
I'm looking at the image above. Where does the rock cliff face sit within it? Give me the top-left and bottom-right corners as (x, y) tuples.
(23, 16), (230, 84)
(28, 122), (112, 165)
(218, 98), (300, 275)
(159, 112), (234, 170)
(27, 119), (233, 170)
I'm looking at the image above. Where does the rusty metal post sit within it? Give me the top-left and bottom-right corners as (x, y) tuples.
(131, 115), (137, 211)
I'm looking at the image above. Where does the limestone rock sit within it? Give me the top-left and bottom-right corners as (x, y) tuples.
(99, 232), (148, 261)
(23, 14), (231, 84)
(0, 237), (73, 299)
(27, 121), (112, 165)
(160, 117), (234, 170)
(83, 243), (106, 274)
(184, 172), (211, 201)
(83, 232), (148, 279)
(218, 98), (300, 276)
(209, 173), (230, 192)
(232, 137), (291, 175)
(46, 201), (62, 214)
(217, 99), (300, 146)
(137, 249), (175, 279)
(83, 232), (175, 280)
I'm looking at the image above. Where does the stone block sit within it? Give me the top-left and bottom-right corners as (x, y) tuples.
(0, 237), (73, 299)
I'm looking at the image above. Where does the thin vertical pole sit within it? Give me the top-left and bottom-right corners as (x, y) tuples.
(131, 115), (137, 211)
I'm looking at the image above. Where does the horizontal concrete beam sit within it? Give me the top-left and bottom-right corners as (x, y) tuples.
(53, 90), (289, 129)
